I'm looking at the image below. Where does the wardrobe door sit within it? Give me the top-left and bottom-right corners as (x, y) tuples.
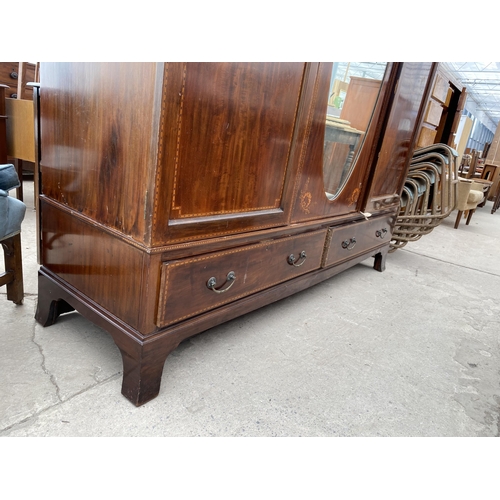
(151, 62), (307, 246)
(362, 62), (436, 213)
(290, 62), (395, 223)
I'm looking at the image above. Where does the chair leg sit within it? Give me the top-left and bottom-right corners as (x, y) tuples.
(454, 210), (463, 229)
(466, 209), (475, 225)
(1, 233), (24, 304)
(14, 159), (23, 202)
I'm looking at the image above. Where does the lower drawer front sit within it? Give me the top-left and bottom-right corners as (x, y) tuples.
(322, 215), (394, 268)
(156, 229), (328, 327)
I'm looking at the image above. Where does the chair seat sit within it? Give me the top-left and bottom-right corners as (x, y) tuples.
(0, 194), (26, 240)
(0, 164), (21, 191)
(467, 190), (484, 205)
(1, 164), (27, 241)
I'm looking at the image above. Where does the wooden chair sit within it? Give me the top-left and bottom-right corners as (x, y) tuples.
(491, 181), (500, 215)
(481, 163), (498, 181)
(481, 164), (500, 207)
(454, 177), (490, 228)
(0, 84), (26, 304)
(0, 163), (26, 304)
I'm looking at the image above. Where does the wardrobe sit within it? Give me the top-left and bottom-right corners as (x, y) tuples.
(35, 62), (437, 405)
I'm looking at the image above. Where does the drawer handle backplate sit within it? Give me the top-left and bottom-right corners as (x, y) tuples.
(376, 228), (388, 239)
(341, 237), (357, 250)
(207, 271), (236, 294)
(288, 250), (307, 267)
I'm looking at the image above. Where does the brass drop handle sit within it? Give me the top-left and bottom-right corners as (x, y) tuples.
(341, 237), (356, 250)
(288, 250), (307, 267)
(207, 271), (236, 294)
(376, 228), (388, 239)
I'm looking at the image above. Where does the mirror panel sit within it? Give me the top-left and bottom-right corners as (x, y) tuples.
(323, 62), (388, 199)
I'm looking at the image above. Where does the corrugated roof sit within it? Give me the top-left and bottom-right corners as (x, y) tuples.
(443, 62), (500, 128)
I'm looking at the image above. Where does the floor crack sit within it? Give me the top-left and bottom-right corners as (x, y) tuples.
(31, 324), (62, 403)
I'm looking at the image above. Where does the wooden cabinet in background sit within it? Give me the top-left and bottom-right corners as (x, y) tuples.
(340, 76), (382, 132)
(35, 62), (437, 406)
(416, 64), (466, 150)
(0, 62), (37, 99)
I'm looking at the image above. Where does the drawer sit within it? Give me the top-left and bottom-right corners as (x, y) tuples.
(0, 62), (20, 89)
(156, 229), (328, 327)
(322, 215), (393, 268)
(0, 82), (18, 99)
(0, 62), (36, 98)
(424, 100), (443, 127)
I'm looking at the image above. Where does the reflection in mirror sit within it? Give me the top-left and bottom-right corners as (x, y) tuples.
(324, 62), (388, 200)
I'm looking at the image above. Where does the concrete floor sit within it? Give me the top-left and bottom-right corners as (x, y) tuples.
(1, 179), (499, 437)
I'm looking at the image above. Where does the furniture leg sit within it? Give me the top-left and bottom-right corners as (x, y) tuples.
(119, 339), (179, 407)
(35, 269), (179, 406)
(14, 159), (23, 202)
(35, 294), (75, 326)
(373, 247), (387, 272)
(35, 272), (75, 326)
(491, 182), (500, 214)
(466, 209), (475, 225)
(454, 210), (463, 228)
(1, 233), (24, 304)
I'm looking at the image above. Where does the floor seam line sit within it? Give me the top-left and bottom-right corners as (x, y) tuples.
(0, 372), (122, 434)
(400, 248), (500, 277)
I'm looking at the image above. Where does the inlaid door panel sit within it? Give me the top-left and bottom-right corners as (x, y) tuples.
(151, 62), (307, 245)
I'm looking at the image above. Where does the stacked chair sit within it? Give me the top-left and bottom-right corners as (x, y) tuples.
(390, 144), (458, 252)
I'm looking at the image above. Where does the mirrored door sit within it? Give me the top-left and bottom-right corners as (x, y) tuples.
(323, 62), (388, 199)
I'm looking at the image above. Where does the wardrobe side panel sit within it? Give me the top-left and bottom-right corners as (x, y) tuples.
(40, 62), (161, 243)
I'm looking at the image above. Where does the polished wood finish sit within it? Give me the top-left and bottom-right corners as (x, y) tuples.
(40, 63), (160, 243)
(35, 62), (437, 405)
(322, 215), (393, 268)
(153, 62), (306, 244)
(168, 63), (302, 219)
(363, 63), (436, 213)
(31, 83), (42, 263)
(157, 229), (327, 328)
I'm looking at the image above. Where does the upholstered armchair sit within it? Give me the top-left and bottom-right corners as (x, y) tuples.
(454, 177), (487, 229)
(0, 163), (27, 304)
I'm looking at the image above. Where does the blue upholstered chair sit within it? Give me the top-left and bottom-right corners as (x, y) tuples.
(0, 163), (27, 304)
